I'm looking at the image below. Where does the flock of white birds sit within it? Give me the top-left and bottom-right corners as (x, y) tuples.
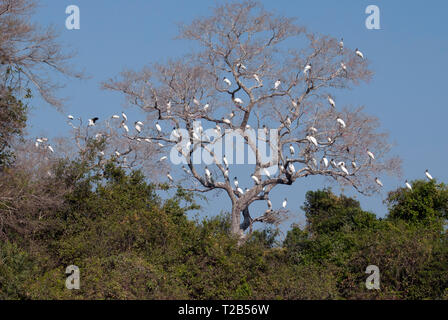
(34, 46), (435, 210)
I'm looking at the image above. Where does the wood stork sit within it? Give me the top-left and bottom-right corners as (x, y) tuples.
(340, 163), (349, 175)
(88, 117), (99, 126)
(229, 110), (235, 119)
(263, 167), (271, 178)
(122, 124), (129, 133)
(234, 97), (243, 105)
(289, 144), (295, 156)
(237, 63), (247, 71)
(135, 122), (142, 133)
(328, 96), (336, 108)
(367, 150), (375, 161)
(307, 135), (318, 147)
(193, 98), (200, 106)
(203, 103), (209, 111)
(237, 187), (244, 195)
(222, 118), (232, 126)
(282, 198), (288, 208)
(288, 163), (296, 174)
(224, 169), (229, 179)
(223, 77), (232, 86)
(340, 62), (347, 72)
(254, 74), (262, 85)
(223, 155), (229, 168)
(122, 112), (127, 121)
(303, 63), (312, 75)
(166, 101), (171, 114)
(251, 174), (260, 185)
(214, 125), (222, 136)
(112, 115), (120, 119)
(36, 138), (44, 143)
(155, 122), (162, 133)
(234, 177), (239, 188)
(375, 177), (383, 187)
(157, 142), (165, 148)
(322, 157), (329, 168)
(285, 116), (292, 127)
(355, 48), (364, 59)
(68, 115), (74, 120)
(405, 180), (412, 190)
(425, 170), (433, 181)
(47, 145), (54, 153)
(337, 117), (346, 129)
(351, 161), (357, 169)
(330, 159), (338, 168)
(309, 127), (318, 134)
(267, 199), (272, 209)
(339, 38), (344, 51)
(274, 79), (281, 90)
(262, 125), (268, 137)
(182, 166), (190, 174)
(115, 151), (121, 157)
(159, 156), (167, 162)
(172, 127), (180, 140)
(35, 141), (39, 148)
(167, 173), (174, 183)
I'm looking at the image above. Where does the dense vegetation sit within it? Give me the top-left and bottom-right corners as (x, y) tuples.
(1, 145), (447, 299)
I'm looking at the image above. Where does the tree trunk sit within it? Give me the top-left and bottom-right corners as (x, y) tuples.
(231, 205), (241, 237)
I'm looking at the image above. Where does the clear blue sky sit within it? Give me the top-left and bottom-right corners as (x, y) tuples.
(28, 0), (448, 234)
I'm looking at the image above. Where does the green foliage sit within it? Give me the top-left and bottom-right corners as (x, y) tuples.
(1, 160), (447, 299)
(386, 179), (448, 224)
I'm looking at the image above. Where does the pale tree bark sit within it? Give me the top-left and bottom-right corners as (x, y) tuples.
(103, 1), (401, 242)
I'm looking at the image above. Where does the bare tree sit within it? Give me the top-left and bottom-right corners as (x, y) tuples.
(104, 1), (401, 242)
(0, 0), (83, 108)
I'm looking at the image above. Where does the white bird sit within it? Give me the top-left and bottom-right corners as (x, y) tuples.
(337, 117), (346, 129)
(172, 127), (180, 140)
(303, 63), (312, 74)
(159, 156), (167, 162)
(222, 118), (232, 126)
(307, 135), (318, 147)
(340, 163), (349, 175)
(234, 177), (239, 188)
(322, 157), (329, 168)
(35, 141), (39, 148)
(135, 122), (142, 133)
(237, 187), (244, 195)
(112, 115), (120, 119)
(214, 125), (222, 136)
(375, 177), (383, 187)
(328, 96), (336, 108)
(47, 145), (54, 153)
(122, 112), (127, 121)
(203, 103), (210, 111)
(155, 122), (162, 133)
(285, 116), (292, 127)
(312, 158), (318, 168)
(182, 166), (190, 174)
(288, 163), (296, 174)
(289, 144), (295, 155)
(223, 77), (232, 86)
(136, 121), (144, 126)
(351, 161), (357, 169)
(355, 48), (364, 59)
(224, 169), (229, 179)
(309, 127), (318, 134)
(88, 117), (99, 126)
(193, 98), (200, 106)
(254, 74), (262, 85)
(367, 150), (375, 161)
(405, 180), (412, 190)
(205, 166), (211, 180)
(234, 98), (243, 105)
(330, 159), (338, 168)
(223, 155), (229, 168)
(115, 151), (121, 157)
(229, 110), (235, 119)
(122, 124), (129, 133)
(274, 79), (281, 90)
(251, 174), (260, 185)
(166, 101), (171, 114)
(36, 138), (44, 143)
(263, 168), (271, 178)
(339, 38), (344, 51)
(67, 115), (74, 120)
(192, 131), (200, 141)
(157, 142), (165, 148)
(340, 62), (347, 71)
(237, 63), (247, 71)
(267, 199), (272, 209)
(425, 169), (433, 181)
(282, 198), (288, 208)
(167, 173), (174, 183)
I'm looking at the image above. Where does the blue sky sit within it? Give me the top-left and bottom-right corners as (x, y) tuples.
(28, 0), (448, 233)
